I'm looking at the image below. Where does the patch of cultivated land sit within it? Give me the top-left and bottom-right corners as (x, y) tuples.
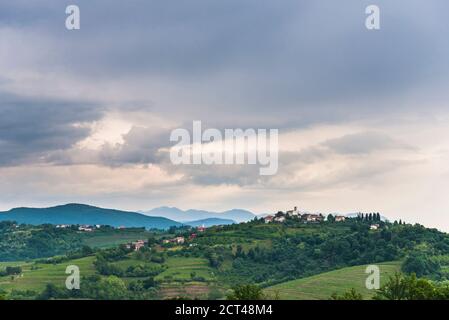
(156, 257), (216, 282)
(159, 282), (211, 299)
(81, 230), (151, 248)
(0, 256), (96, 293)
(264, 261), (401, 300)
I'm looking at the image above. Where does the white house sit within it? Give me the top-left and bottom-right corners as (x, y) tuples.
(286, 206), (299, 216)
(274, 216), (286, 223)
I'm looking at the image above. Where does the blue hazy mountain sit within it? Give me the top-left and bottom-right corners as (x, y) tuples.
(184, 218), (236, 227)
(142, 207), (256, 223)
(0, 204), (182, 230)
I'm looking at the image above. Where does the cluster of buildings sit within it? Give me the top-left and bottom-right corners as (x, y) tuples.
(264, 206), (328, 224)
(162, 225), (207, 246)
(264, 206), (346, 224)
(125, 239), (147, 251)
(163, 236), (185, 245)
(263, 206), (383, 232)
(55, 224), (102, 232)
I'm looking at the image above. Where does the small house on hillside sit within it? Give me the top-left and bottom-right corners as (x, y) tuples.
(302, 213), (324, 223)
(286, 206), (300, 216)
(78, 225), (93, 232)
(274, 216), (286, 223)
(163, 236), (185, 245)
(335, 216), (346, 222)
(126, 239), (147, 251)
(133, 240), (145, 251)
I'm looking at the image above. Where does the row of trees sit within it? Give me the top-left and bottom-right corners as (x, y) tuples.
(356, 213), (382, 222)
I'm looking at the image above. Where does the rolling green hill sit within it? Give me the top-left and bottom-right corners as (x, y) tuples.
(0, 204), (181, 230)
(264, 261), (401, 300)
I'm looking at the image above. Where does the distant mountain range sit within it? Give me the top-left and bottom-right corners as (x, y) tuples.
(0, 204), (244, 230)
(0, 204), (182, 230)
(0, 204), (390, 230)
(142, 207), (256, 223)
(184, 218), (236, 227)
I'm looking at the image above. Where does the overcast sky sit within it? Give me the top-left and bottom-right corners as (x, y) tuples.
(1, 1), (449, 230)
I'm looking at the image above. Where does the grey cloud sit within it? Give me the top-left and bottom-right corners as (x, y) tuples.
(0, 91), (104, 166)
(98, 126), (171, 166)
(322, 131), (414, 155)
(2, 1), (449, 129)
(0, 0), (447, 188)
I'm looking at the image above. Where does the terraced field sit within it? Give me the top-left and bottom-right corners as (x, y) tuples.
(155, 257), (216, 282)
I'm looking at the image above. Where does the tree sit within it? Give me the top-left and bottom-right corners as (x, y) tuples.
(227, 284), (265, 300)
(327, 214), (335, 223)
(96, 276), (127, 300)
(147, 236), (157, 246)
(374, 273), (408, 300)
(142, 277), (157, 289)
(5, 266), (22, 275)
(38, 283), (67, 300)
(374, 273), (442, 300)
(81, 245), (94, 256)
(331, 288), (363, 300)
(402, 254), (441, 278)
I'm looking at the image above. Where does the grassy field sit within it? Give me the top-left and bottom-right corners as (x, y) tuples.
(155, 257), (216, 282)
(264, 261), (401, 300)
(0, 256), (96, 293)
(81, 230), (151, 248)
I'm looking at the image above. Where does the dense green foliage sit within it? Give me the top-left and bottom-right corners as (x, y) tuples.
(331, 288), (363, 300)
(226, 284), (266, 300)
(402, 253), (441, 278)
(0, 222), (154, 261)
(0, 221), (83, 261)
(203, 218), (449, 287)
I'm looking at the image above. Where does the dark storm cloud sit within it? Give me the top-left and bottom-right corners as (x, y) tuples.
(2, 0), (449, 127)
(0, 91), (103, 165)
(1, 0), (449, 167)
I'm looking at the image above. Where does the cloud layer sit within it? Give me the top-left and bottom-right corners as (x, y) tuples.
(1, 1), (449, 230)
